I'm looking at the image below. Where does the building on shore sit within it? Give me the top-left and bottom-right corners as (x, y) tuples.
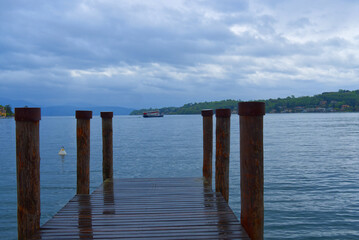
(0, 107), (6, 118)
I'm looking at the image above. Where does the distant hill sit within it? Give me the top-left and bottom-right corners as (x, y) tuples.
(0, 97), (36, 108)
(0, 97), (134, 116)
(130, 89), (359, 115)
(131, 100), (239, 115)
(41, 106), (134, 116)
(263, 89), (359, 113)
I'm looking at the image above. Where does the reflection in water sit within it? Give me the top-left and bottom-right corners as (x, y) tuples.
(216, 194), (233, 238)
(202, 180), (237, 238)
(58, 155), (66, 173)
(78, 195), (93, 239)
(203, 176), (212, 191)
(103, 180), (115, 215)
(59, 155), (65, 172)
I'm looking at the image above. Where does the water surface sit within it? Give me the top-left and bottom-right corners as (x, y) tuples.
(0, 113), (358, 239)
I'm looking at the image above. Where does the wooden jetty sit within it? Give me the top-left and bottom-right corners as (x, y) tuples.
(15, 102), (265, 240)
(31, 178), (249, 239)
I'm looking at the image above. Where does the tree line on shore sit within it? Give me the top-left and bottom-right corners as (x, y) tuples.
(2, 89), (358, 116)
(130, 89), (359, 115)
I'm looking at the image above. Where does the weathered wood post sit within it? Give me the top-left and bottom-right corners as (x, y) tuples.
(76, 110), (92, 194)
(201, 109), (213, 185)
(15, 107), (41, 239)
(238, 102), (265, 240)
(215, 108), (231, 202)
(101, 112), (113, 181)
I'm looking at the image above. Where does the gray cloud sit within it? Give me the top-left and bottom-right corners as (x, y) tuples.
(1, 0), (359, 108)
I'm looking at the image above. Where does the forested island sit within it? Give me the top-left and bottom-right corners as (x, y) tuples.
(131, 89), (359, 115)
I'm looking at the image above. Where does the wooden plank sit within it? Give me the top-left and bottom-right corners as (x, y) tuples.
(31, 178), (249, 239)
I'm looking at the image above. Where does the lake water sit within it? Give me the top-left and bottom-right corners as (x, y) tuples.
(1, 113), (358, 239)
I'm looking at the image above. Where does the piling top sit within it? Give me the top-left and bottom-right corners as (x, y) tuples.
(238, 102), (265, 116)
(76, 110), (93, 119)
(101, 112), (113, 119)
(15, 108), (41, 121)
(201, 109), (213, 117)
(215, 109), (231, 118)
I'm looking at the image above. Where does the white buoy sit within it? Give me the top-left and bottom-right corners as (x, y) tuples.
(58, 146), (67, 156)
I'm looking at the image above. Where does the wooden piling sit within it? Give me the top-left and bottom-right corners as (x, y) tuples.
(101, 112), (113, 181)
(201, 109), (213, 185)
(215, 108), (231, 202)
(76, 111), (92, 194)
(238, 102), (265, 240)
(15, 107), (41, 239)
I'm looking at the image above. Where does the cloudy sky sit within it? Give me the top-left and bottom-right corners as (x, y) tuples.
(1, 0), (359, 108)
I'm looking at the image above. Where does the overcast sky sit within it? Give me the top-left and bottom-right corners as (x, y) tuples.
(1, 0), (359, 108)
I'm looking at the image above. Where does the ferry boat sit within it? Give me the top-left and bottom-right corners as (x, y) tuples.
(143, 110), (164, 118)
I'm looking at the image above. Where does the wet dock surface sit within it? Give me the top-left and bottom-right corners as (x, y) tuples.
(31, 178), (249, 239)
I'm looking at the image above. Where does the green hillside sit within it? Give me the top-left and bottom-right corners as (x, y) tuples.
(130, 89), (359, 115)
